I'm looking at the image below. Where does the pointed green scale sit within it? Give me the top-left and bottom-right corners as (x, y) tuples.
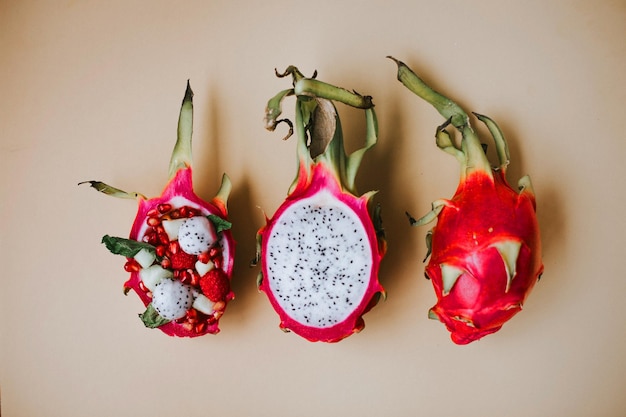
(440, 263), (465, 296)
(491, 239), (522, 292)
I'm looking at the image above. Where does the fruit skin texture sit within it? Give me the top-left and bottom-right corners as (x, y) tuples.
(391, 57), (543, 345)
(254, 67), (385, 343)
(81, 82), (234, 337)
(425, 170), (542, 344)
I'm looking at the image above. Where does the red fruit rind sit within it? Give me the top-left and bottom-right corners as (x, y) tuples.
(391, 57), (543, 344)
(426, 171), (542, 344)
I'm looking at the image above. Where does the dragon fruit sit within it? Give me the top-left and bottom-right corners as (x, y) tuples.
(389, 57), (544, 345)
(253, 66), (386, 343)
(80, 82), (235, 337)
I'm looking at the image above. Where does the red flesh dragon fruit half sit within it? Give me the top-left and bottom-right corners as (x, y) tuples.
(253, 66), (386, 342)
(389, 57), (544, 344)
(81, 82), (235, 337)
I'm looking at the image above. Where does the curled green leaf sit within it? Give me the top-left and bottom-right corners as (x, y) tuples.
(101, 235), (156, 258)
(139, 304), (170, 328)
(207, 214), (232, 234)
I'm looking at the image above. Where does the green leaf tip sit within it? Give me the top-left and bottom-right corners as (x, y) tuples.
(78, 181), (144, 200)
(168, 81), (194, 179)
(440, 263), (465, 296)
(387, 56), (468, 128)
(183, 79), (193, 103)
(207, 214), (232, 234)
(491, 239), (522, 292)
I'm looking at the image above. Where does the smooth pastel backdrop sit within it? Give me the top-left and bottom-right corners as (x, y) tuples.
(1, 1), (625, 416)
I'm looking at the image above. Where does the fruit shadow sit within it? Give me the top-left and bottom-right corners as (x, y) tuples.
(224, 175), (262, 323)
(478, 112), (567, 270)
(487, 115), (566, 297)
(193, 86), (260, 325)
(337, 87), (426, 306)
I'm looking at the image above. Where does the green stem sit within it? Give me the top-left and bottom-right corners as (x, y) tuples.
(344, 108), (378, 191)
(388, 56), (468, 127)
(294, 78), (373, 109)
(267, 66), (378, 196)
(213, 173), (232, 208)
(168, 81), (194, 179)
(389, 56), (492, 177)
(473, 112), (510, 173)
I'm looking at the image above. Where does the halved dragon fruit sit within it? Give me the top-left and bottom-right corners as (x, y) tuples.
(390, 57), (544, 344)
(81, 82), (235, 337)
(253, 66), (386, 343)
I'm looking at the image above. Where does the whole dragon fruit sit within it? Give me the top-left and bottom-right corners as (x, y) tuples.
(81, 82), (235, 337)
(389, 57), (544, 344)
(253, 66), (386, 343)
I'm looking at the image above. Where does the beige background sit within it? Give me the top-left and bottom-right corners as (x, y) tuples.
(1, 1), (625, 416)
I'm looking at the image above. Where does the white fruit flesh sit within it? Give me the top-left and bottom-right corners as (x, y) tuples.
(265, 189), (372, 328)
(161, 218), (187, 241)
(178, 216), (217, 255)
(192, 293), (215, 315)
(140, 265), (174, 292)
(195, 259), (215, 276)
(134, 248), (156, 269)
(152, 279), (193, 320)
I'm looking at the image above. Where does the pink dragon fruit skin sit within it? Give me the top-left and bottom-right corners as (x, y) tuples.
(254, 66), (385, 343)
(82, 82), (235, 337)
(425, 169), (542, 344)
(390, 57), (543, 344)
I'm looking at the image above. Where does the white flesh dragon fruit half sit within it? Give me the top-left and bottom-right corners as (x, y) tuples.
(256, 66), (385, 342)
(266, 188), (373, 328)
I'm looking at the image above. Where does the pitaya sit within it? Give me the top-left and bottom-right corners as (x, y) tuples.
(253, 66), (386, 343)
(80, 82), (235, 337)
(389, 57), (544, 344)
